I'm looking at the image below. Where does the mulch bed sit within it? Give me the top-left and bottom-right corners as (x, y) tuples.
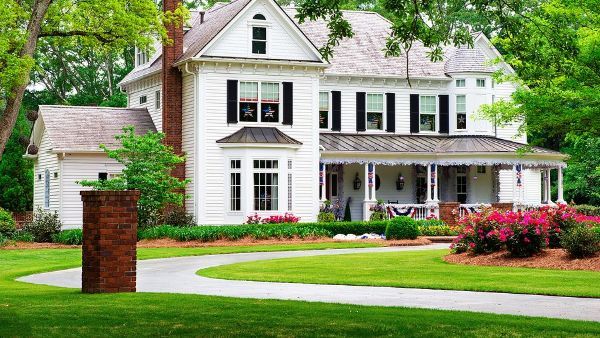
(1, 237), (431, 250)
(445, 249), (600, 272)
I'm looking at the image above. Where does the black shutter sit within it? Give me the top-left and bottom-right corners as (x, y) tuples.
(282, 82), (293, 125)
(227, 80), (238, 124)
(356, 92), (366, 132)
(439, 94), (449, 133)
(331, 91), (341, 131)
(385, 93), (395, 133)
(410, 94), (419, 133)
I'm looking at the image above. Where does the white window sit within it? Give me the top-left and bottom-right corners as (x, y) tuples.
(287, 160), (293, 211)
(135, 47), (148, 67)
(366, 93), (384, 130)
(230, 160), (241, 211)
(477, 166), (486, 174)
(456, 95), (467, 130)
(155, 90), (161, 110)
(139, 95), (147, 104)
(44, 169), (50, 209)
(456, 166), (468, 203)
(416, 166), (427, 204)
(456, 79), (465, 87)
(253, 160), (279, 211)
(319, 92), (330, 129)
(476, 78), (486, 88)
(328, 172), (338, 199)
(239, 82), (279, 123)
(252, 26), (267, 54)
(419, 95), (436, 132)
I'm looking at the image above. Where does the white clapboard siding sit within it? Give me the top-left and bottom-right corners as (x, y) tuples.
(204, 0), (319, 62)
(126, 74), (163, 131)
(182, 72), (196, 213)
(60, 155), (123, 229)
(498, 168), (541, 204)
(33, 132), (60, 215)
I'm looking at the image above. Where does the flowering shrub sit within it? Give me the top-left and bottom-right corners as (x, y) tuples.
(540, 204), (600, 248)
(503, 213), (548, 257)
(246, 213), (300, 224)
(451, 210), (503, 254)
(369, 199), (387, 221)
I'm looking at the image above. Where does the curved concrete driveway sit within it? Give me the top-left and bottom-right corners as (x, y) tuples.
(18, 244), (600, 322)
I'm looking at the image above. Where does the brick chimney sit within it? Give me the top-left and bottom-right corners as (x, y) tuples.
(162, 0), (185, 181)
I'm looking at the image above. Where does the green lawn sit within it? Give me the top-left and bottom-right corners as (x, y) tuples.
(1, 244), (600, 337)
(200, 249), (600, 298)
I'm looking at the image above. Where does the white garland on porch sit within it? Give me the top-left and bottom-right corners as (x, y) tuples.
(319, 158), (567, 168)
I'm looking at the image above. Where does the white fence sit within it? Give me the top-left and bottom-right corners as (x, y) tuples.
(385, 204), (438, 221)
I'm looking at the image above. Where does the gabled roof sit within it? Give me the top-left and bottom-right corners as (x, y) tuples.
(444, 46), (496, 74)
(319, 133), (561, 155)
(217, 127), (302, 145)
(34, 105), (157, 153)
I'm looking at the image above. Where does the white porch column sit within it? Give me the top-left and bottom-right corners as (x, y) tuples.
(319, 162), (326, 202)
(426, 163), (432, 203)
(371, 163), (377, 201)
(432, 164), (439, 202)
(364, 162), (370, 201)
(557, 166), (565, 204)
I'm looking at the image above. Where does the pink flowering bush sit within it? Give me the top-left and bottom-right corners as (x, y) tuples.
(246, 213), (300, 225)
(542, 204), (600, 248)
(450, 210), (503, 254)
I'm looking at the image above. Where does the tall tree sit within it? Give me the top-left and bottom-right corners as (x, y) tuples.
(0, 0), (186, 158)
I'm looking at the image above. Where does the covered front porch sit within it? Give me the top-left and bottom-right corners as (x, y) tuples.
(318, 134), (568, 221)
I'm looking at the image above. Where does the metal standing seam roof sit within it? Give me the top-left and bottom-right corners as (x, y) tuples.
(217, 127), (302, 145)
(319, 133), (562, 155)
(37, 105), (157, 152)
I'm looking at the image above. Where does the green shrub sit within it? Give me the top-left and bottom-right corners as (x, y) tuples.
(52, 229), (83, 245)
(0, 233), (8, 247)
(561, 226), (600, 258)
(0, 208), (16, 238)
(343, 199), (352, 221)
(386, 216), (419, 240)
(317, 212), (335, 223)
(161, 207), (195, 228)
(418, 225), (457, 236)
(12, 230), (34, 242)
(23, 208), (62, 242)
(574, 204), (600, 216)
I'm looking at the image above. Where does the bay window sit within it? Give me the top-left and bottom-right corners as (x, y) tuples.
(253, 160), (279, 211)
(419, 95), (436, 132)
(456, 95), (467, 130)
(366, 93), (384, 130)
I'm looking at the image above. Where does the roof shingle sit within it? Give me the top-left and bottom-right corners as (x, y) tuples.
(217, 127), (302, 145)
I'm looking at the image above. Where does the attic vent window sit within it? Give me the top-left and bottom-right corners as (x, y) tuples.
(252, 27), (267, 54)
(253, 13), (266, 20)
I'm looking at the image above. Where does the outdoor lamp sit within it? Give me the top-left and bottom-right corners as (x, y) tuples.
(353, 173), (362, 190)
(396, 173), (405, 190)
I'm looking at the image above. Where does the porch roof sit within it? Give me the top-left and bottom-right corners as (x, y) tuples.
(319, 133), (567, 167)
(217, 127), (302, 145)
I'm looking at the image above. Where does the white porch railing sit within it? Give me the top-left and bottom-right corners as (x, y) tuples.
(458, 203), (492, 218)
(514, 203), (545, 212)
(385, 204), (437, 221)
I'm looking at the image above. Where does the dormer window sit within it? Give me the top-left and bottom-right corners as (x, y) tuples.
(135, 47), (148, 67)
(252, 26), (267, 54)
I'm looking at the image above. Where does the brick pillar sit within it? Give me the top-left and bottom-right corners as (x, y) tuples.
(492, 202), (514, 212)
(438, 202), (461, 226)
(81, 190), (140, 293)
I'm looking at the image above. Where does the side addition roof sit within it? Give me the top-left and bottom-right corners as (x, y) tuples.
(217, 127), (302, 145)
(35, 105), (157, 153)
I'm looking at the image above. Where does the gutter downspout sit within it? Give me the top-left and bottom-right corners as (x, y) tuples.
(183, 62), (200, 223)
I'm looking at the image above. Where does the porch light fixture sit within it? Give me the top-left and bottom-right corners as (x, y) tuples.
(353, 173), (362, 190)
(396, 173), (405, 191)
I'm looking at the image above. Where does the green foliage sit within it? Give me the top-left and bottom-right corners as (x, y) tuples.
(79, 126), (189, 227)
(562, 136), (600, 205)
(161, 207), (196, 228)
(343, 199), (352, 221)
(574, 205), (600, 216)
(561, 225), (600, 258)
(23, 208), (62, 243)
(418, 225), (457, 237)
(0, 233), (7, 247)
(51, 229), (83, 245)
(0, 109), (33, 211)
(0, 208), (16, 237)
(318, 212), (335, 223)
(11, 230), (34, 243)
(386, 216), (419, 240)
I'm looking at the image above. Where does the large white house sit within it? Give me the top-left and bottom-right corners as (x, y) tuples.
(27, 0), (567, 228)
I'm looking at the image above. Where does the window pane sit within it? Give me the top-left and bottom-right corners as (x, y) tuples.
(239, 102), (258, 122)
(456, 79), (465, 87)
(476, 79), (485, 87)
(367, 94), (383, 111)
(457, 113), (467, 130)
(367, 112), (383, 130)
(420, 114), (435, 131)
(420, 96), (436, 114)
(456, 95), (466, 112)
(252, 41), (266, 54)
(253, 27), (266, 40)
(261, 82), (279, 102)
(240, 82), (258, 101)
(319, 92), (329, 110)
(261, 103), (279, 122)
(319, 110), (328, 129)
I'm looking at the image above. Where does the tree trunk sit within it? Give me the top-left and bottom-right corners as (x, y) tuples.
(0, 0), (53, 158)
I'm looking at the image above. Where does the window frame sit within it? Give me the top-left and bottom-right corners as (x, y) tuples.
(477, 165), (487, 174)
(155, 90), (161, 110)
(476, 78), (486, 88)
(250, 23), (268, 56)
(229, 159), (242, 212)
(253, 159), (280, 212)
(456, 166), (468, 203)
(135, 47), (148, 67)
(139, 95), (147, 104)
(455, 79), (466, 88)
(238, 81), (281, 123)
(44, 169), (50, 209)
(455, 94), (467, 131)
(419, 95), (437, 133)
(319, 91), (331, 129)
(366, 93), (385, 131)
